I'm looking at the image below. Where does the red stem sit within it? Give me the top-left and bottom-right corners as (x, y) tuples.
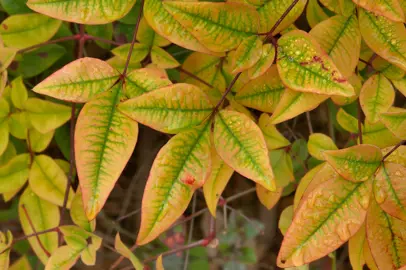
(22, 205), (51, 257)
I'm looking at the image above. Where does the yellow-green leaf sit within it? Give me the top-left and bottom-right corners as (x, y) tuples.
(320, 0), (355, 16)
(25, 98), (71, 134)
(9, 255), (32, 270)
(257, 0), (307, 34)
(331, 73), (362, 106)
(0, 13), (61, 49)
(29, 155), (74, 207)
(150, 45), (180, 69)
(0, 230), (12, 270)
(324, 144), (382, 182)
(115, 234), (143, 270)
(0, 122), (8, 157)
(372, 56), (405, 80)
(307, 133), (338, 161)
(19, 187), (59, 264)
(163, 1), (259, 53)
(279, 205), (293, 236)
(270, 149), (294, 188)
(45, 245), (81, 270)
(366, 199), (406, 270)
(247, 43), (276, 79)
(10, 77), (27, 112)
(277, 30), (355, 97)
(8, 112), (29, 139)
(231, 35), (262, 74)
(353, 0), (405, 22)
(235, 66), (284, 113)
(306, 0), (330, 28)
(137, 124), (211, 245)
(359, 8), (406, 71)
(348, 223), (366, 270)
(28, 128), (54, 153)
(382, 145), (406, 167)
(0, 71), (7, 97)
(277, 176), (371, 267)
(337, 108), (359, 133)
(33, 58), (120, 103)
(137, 17), (171, 48)
(27, 0), (136, 24)
(380, 109), (406, 139)
(362, 120), (402, 148)
(106, 56), (141, 74)
(310, 15), (361, 78)
(119, 83), (213, 134)
(112, 43), (149, 64)
(270, 88), (328, 124)
(392, 76), (406, 97)
(0, 140), (15, 167)
(124, 68), (172, 99)
(75, 85), (138, 220)
(214, 110), (276, 191)
(0, 47), (16, 73)
(0, 154), (30, 194)
(360, 73), (395, 124)
(222, 50), (251, 92)
(203, 147), (234, 217)
(293, 163), (325, 210)
(257, 184), (282, 210)
(258, 113), (290, 150)
(70, 188), (96, 232)
(374, 162), (406, 221)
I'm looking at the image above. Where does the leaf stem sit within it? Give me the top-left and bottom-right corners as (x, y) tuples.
(177, 67), (214, 89)
(183, 194), (197, 270)
(382, 140), (405, 161)
(305, 111), (313, 134)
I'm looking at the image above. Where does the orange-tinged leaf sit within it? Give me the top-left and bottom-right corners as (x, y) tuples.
(363, 238), (379, 270)
(336, 108), (359, 133)
(307, 133), (338, 161)
(269, 88), (328, 124)
(278, 205), (293, 235)
(150, 46), (180, 69)
(380, 109), (406, 139)
(137, 124), (211, 245)
(247, 43), (276, 79)
(310, 15), (361, 78)
(353, 0), (405, 22)
(277, 30), (355, 97)
(76, 85), (138, 220)
(372, 56), (405, 80)
(360, 73), (395, 124)
(258, 113), (290, 150)
(277, 176), (371, 267)
(324, 144), (382, 182)
(27, 0), (137, 24)
(374, 162), (406, 221)
(119, 83), (213, 134)
(115, 234), (143, 270)
(163, 1), (259, 53)
(306, 0), (330, 28)
(257, 184), (282, 210)
(293, 163), (325, 210)
(19, 187), (59, 264)
(231, 35), (262, 74)
(348, 223), (366, 270)
(331, 73), (362, 106)
(0, 71), (7, 97)
(203, 148), (233, 217)
(366, 199), (406, 270)
(33, 58), (120, 103)
(214, 110), (276, 191)
(359, 8), (406, 71)
(320, 0), (355, 16)
(45, 245), (81, 270)
(362, 120), (402, 148)
(0, 47), (16, 73)
(0, 154), (30, 194)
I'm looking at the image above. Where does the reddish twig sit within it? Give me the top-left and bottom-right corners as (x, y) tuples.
(177, 67), (214, 89)
(382, 140), (405, 161)
(22, 205), (51, 257)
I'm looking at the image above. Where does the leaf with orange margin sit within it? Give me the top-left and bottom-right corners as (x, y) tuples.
(352, 0), (405, 22)
(136, 123), (211, 245)
(348, 223), (366, 270)
(277, 176), (371, 267)
(257, 184), (282, 210)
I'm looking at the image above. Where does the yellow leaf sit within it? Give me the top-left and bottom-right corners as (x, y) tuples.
(257, 184), (282, 210)
(360, 73), (395, 124)
(75, 85), (138, 220)
(156, 254), (164, 270)
(0, 71), (7, 97)
(353, 0), (405, 22)
(0, 154), (30, 194)
(336, 108), (359, 133)
(293, 163), (325, 210)
(0, 230), (12, 270)
(28, 128), (54, 153)
(307, 133), (338, 161)
(9, 255), (32, 270)
(0, 47), (16, 73)
(380, 109), (406, 139)
(362, 120), (402, 148)
(70, 188), (96, 232)
(258, 113), (290, 150)
(278, 205), (293, 235)
(348, 223), (366, 270)
(124, 68), (171, 99)
(150, 46), (180, 69)
(231, 35), (262, 74)
(306, 0), (330, 28)
(277, 30), (355, 97)
(372, 56), (405, 80)
(45, 245), (81, 270)
(27, 0), (137, 24)
(203, 147), (234, 217)
(137, 124), (211, 245)
(10, 76), (27, 110)
(222, 50), (251, 93)
(247, 43), (276, 79)
(363, 238), (379, 270)
(320, 0), (355, 16)
(115, 234), (143, 270)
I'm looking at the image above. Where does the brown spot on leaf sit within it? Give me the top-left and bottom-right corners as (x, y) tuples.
(37, 52), (48, 58)
(2, 24), (8, 30)
(9, 61), (19, 71)
(333, 77), (347, 83)
(182, 175), (195, 186)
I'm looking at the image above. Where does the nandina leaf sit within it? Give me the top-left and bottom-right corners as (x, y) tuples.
(277, 176), (371, 267)
(29, 155), (74, 207)
(19, 187), (59, 264)
(0, 154), (30, 194)
(124, 68), (171, 99)
(360, 73), (395, 124)
(372, 56), (405, 80)
(362, 120), (402, 148)
(269, 88), (328, 124)
(353, 0), (405, 22)
(336, 108), (359, 133)
(137, 17), (170, 48)
(25, 98), (71, 134)
(324, 144), (382, 182)
(10, 76), (27, 110)
(278, 205), (294, 236)
(203, 148), (234, 217)
(380, 109), (406, 139)
(392, 76), (406, 97)
(28, 128), (54, 153)
(359, 8), (406, 71)
(0, 230), (12, 270)
(277, 30), (355, 97)
(320, 0), (355, 16)
(75, 85), (138, 220)
(119, 83), (213, 134)
(136, 124), (211, 245)
(258, 113), (290, 150)
(307, 133), (338, 161)
(0, 47), (16, 73)
(213, 110), (276, 191)
(306, 0), (330, 28)
(293, 163), (325, 210)
(150, 46), (180, 69)
(33, 58), (120, 103)
(231, 35), (262, 74)
(163, 1), (259, 53)
(115, 234), (143, 270)
(257, 184), (282, 210)
(257, 0), (307, 34)
(0, 13), (61, 49)
(366, 199), (406, 270)
(310, 15), (361, 78)
(247, 43), (276, 79)
(235, 66), (284, 113)
(27, 0), (137, 24)
(348, 223), (366, 270)
(9, 255), (32, 270)
(45, 245), (81, 270)
(374, 162), (406, 221)
(112, 43), (149, 64)
(70, 188), (96, 232)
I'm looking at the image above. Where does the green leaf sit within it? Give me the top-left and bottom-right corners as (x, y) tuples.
(115, 234), (143, 270)
(0, 13), (61, 49)
(324, 144), (382, 182)
(27, 0), (137, 24)
(163, 1), (259, 52)
(277, 30), (355, 97)
(136, 124), (211, 245)
(336, 108), (359, 133)
(25, 98), (71, 134)
(0, 0), (32, 15)
(28, 128), (54, 153)
(119, 83), (213, 134)
(231, 35), (262, 74)
(319, 0), (355, 16)
(279, 205), (293, 236)
(137, 17), (170, 48)
(124, 68), (172, 99)
(307, 133), (338, 161)
(380, 109), (406, 139)
(247, 43), (276, 79)
(258, 113), (290, 150)
(306, 0), (330, 28)
(353, 0), (405, 22)
(54, 124), (70, 160)
(111, 43), (149, 64)
(150, 46), (180, 69)
(0, 154), (30, 194)
(0, 140), (16, 166)
(106, 56), (141, 74)
(10, 76), (27, 109)
(29, 155), (74, 207)
(86, 24), (113, 50)
(75, 85), (138, 220)
(214, 110), (276, 191)
(33, 58), (120, 103)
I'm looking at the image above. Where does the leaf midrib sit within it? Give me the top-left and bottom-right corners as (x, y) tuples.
(326, 15), (354, 55)
(381, 165), (406, 217)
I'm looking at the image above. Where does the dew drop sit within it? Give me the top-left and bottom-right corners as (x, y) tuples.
(295, 50), (301, 56)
